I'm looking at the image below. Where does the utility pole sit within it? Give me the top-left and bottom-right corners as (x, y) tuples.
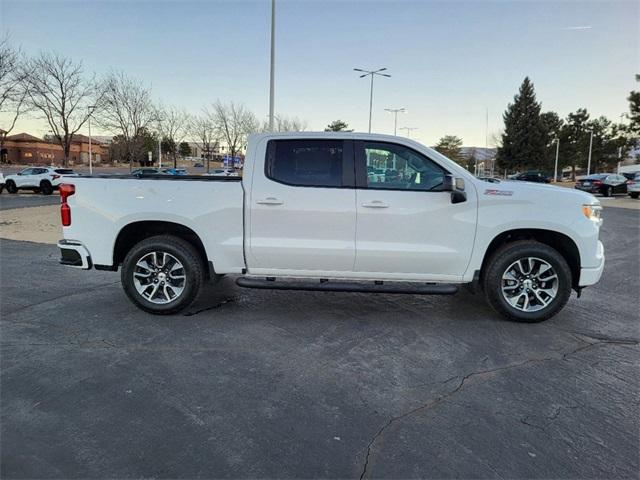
(587, 130), (594, 175)
(384, 108), (406, 135)
(553, 137), (560, 182)
(158, 137), (162, 169)
(87, 106), (96, 175)
(268, 0), (276, 131)
(354, 68), (391, 133)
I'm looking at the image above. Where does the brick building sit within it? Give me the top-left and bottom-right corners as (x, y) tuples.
(0, 132), (110, 165)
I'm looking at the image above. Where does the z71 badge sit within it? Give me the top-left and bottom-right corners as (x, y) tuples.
(484, 189), (514, 196)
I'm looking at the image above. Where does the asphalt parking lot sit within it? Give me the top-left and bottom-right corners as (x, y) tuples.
(1, 205), (639, 478)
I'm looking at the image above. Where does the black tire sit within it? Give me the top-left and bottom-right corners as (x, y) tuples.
(5, 180), (17, 194)
(483, 240), (572, 323)
(40, 180), (53, 195)
(630, 192), (639, 199)
(0, 184), (4, 194)
(121, 235), (205, 315)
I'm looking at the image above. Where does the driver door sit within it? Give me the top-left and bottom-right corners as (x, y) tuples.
(15, 168), (35, 187)
(353, 140), (477, 280)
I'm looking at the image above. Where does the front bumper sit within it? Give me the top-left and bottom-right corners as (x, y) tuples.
(579, 240), (604, 287)
(58, 239), (92, 269)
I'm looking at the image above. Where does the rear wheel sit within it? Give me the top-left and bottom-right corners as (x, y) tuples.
(5, 180), (17, 194)
(121, 235), (205, 314)
(630, 192), (639, 199)
(40, 180), (53, 195)
(483, 241), (572, 322)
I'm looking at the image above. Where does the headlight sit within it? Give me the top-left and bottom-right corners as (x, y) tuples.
(582, 204), (603, 224)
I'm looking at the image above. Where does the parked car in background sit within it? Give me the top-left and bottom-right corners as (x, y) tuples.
(0, 172), (5, 193)
(627, 173), (640, 199)
(621, 171), (640, 181)
(131, 168), (167, 176)
(4, 167), (78, 195)
(206, 168), (238, 177)
(162, 168), (188, 175)
(575, 173), (628, 197)
(510, 171), (552, 183)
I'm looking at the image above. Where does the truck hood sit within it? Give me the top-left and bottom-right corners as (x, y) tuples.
(476, 179), (600, 206)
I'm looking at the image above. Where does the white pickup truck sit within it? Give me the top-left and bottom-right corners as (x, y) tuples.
(57, 133), (604, 322)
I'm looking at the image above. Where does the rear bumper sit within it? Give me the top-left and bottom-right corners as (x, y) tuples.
(579, 240), (604, 287)
(58, 239), (92, 269)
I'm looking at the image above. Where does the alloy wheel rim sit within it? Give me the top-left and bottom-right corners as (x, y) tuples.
(133, 251), (186, 304)
(501, 257), (558, 312)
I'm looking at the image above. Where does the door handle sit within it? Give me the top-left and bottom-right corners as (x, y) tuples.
(362, 201), (389, 208)
(256, 197), (284, 205)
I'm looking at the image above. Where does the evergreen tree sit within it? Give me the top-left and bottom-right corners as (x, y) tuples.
(540, 111), (563, 172)
(559, 109), (590, 179)
(627, 91), (640, 136)
(324, 120), (352, 132)
(179, 141), (192, 158)
(496, 77), (547, 172)
(434, 135), (464, 165)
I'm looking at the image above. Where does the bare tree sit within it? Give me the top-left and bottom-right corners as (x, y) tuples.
(268, 115), (308, 132)
(189, 109), (218, 173)
(98, 71), (156, 166)
(0, 35), (27, 162)
(157, 104), (189, 168)
(212, 100), (258, 159)
(21, 52), (101, 166)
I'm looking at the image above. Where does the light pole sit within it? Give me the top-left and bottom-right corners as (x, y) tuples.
(354, 68), (391, 133)
(87, 105), (96, 175)
(587, 129), (594, 175)
(158, 137), (162, 169)
(552, 137), (560, 182)
(399, 126), (418, 138)
(268, 0), (276, 131)
(384, 108), (406, 135)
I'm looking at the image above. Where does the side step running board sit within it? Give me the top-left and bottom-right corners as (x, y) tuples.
(236, 277), (458, 295)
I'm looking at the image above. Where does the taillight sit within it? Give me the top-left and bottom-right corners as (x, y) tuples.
(51, 174), (60, 180)
(59, 183), (75, 226)
(592, 180), (602, 186)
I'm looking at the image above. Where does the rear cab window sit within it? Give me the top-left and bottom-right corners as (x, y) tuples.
(265, 139), (352, 188)
(54, 169), (74, 174)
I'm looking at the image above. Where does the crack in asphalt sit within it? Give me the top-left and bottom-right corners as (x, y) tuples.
(358, 337), (639, 480)
(182, 297), (235, 316)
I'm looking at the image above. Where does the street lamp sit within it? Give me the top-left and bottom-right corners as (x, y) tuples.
(384, 108), (406, 135)
(268, 0), (276, 131)
(87, 105), (96, 175)
(399, 126), (418, 138)
(354, 67), (391, 133)
(552, 138), (560, 182)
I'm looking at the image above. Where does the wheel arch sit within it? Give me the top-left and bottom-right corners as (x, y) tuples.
(480, 228), (581, 289)
(112, 221), (212, 278)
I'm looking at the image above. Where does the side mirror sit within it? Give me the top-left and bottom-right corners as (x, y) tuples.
(443, 174), (467, 204)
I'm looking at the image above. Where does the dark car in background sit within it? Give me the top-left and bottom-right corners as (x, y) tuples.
(575, 173), (628, 197)
(131, 168), (168, 176)
(510, 171), (552, 183)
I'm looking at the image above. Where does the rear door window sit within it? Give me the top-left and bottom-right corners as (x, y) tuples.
(266, 140), (348, 188)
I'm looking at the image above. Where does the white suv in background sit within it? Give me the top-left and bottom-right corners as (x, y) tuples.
(4, 167), (79, 195)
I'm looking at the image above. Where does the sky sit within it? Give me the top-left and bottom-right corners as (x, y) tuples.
(1, 0), (638, 147)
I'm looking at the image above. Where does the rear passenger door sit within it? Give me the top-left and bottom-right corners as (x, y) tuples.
(248, 139), (357, 274)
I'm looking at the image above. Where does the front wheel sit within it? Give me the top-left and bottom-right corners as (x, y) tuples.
(630, 192), (639, 199)
(483, 241), (572, 322)
(121, 235), (205, 314)
(5, 180), (17, 194)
